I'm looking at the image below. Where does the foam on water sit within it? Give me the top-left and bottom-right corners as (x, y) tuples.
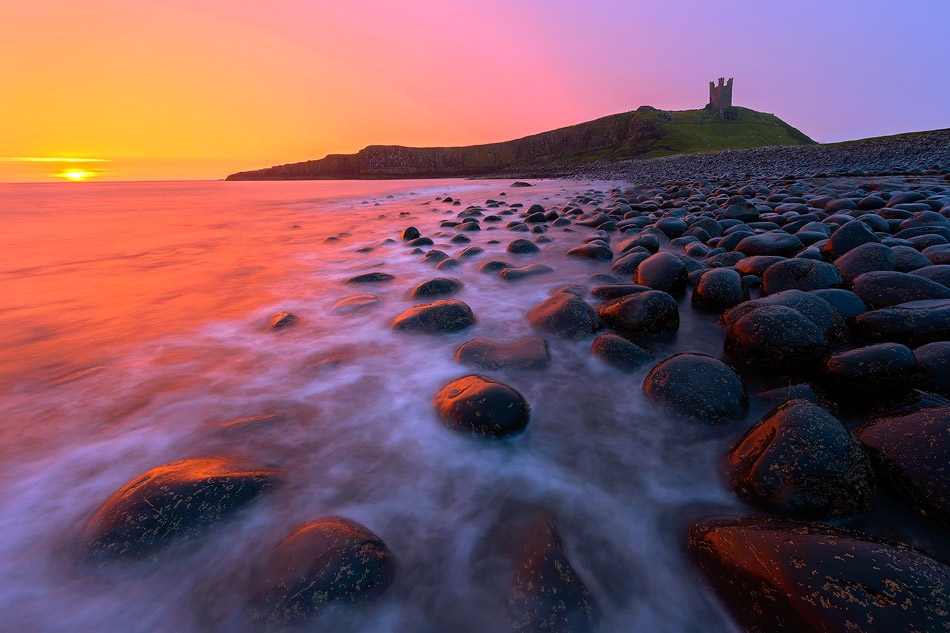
(0, 179), (743, 632)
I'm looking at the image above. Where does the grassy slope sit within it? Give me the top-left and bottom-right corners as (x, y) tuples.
(825, 127), (950, 146)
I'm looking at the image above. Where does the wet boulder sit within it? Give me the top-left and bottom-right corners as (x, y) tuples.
(914, 341), (950, 396)
(735, 232), (803, 257)
(688, 517), (950, 633)
(692, 268), (749, 311)
(723, 290), (848, 345)
(810, 288), (866, 321)
(854, 299), (950, 346)
(391, 300), (476, 334)
(500, 264), (555, 281)
(760, 258), (842, 294)
(456, 338), (551, 370)
(642, 353), (747, 423)
(596, 291), (679, 337)
(479, 260), (514, 274)
(726, 400), (875, 520)
(910, 264), (950, 287)
(507, 239), (540, 254)
(818, 343), (916, 400)
(734, 255), (785, 277)
(821, 220), (880, 261)
(833, 242), (897, 282)
(400, 226), (420, 241)
(331, 295), (381, 313)
(610, 250), (651, 276)
(590, 333), (652, 372)
(566, 243), (613, 261)
(251, 518), (394, 625)
(590, 284), (649, 300)
(856, 406), (950, 526)
(528, 294), (600, 340)
(345, 272), (395, 284)
(852, 271), (950, 308)
(635, 252), (687, 294)
(506, 516), (601, 633)
(269, 311), (297, 329)
(433, 374), (530, 437)
(410, 277), (463, 298)
(81, 457), (280, 561)
(724, 305), (828, 372)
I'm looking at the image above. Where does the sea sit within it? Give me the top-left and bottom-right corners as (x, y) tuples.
(0, 178), (744, 632)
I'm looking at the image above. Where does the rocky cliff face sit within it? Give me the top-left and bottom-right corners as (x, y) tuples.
(226, 106), (812, 180)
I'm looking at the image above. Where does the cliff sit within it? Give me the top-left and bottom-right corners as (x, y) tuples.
(225, 106), (815, 180)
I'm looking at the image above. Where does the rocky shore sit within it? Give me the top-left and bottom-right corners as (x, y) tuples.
(74, 137), (950, 632)
(527, 128), (950, 183)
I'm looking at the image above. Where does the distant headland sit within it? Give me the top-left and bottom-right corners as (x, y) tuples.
(226, 79), (816, 181)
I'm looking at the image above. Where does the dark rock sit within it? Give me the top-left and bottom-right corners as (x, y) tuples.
(406, 237), (433, 247)
(409, 278), (463, 298)
(821, 220), (880, 261)
(735, 232), (803, 257)
(892, 245), (932, 272)
(590, 284), (650, 300)
(852, 271), (950, 308)
(81, 457), (279, 561)
(723, 290), (848, 345)
(345, 272), (395, 284)
(500, 263), (555, 281)
(610, 250), (651, 275)
(726, 400), (874, 520)
(433, 374), (529, 438)
(751, 383), (830, 409)
(854, 299), (950, 346)
(391, 300), (476, 334)
(400, 227), (420, 241)
(596, 291), (679, 337)
(528, 294), (600, 340)
(456, 338), (550, 370)
(692, 269), (749, 311)
(269, 311), (297, 329)
(251, 518), (394, 625)
(911, 265), (950, 287)
(724, 305), (828, 372)
(914, 342), (950, 396)
(689, 517), (950, 633)
(833, 243), (897, 282)
(566, 243), (613, 261)
(507, 516), (600, 633)
(331, 295), (381, 313)
(479, 260), (514, 274)
(856, 406), (950, 526)
(819, 343), (916, 399)
(761, 258), (842, 294)
(590, 333), (652, 372)
(734, 255), (785, 276)
(507, 239), (540, 254)
(635, 252), (687, 293)
(810, 288), (866, 320)
(643, 353), (747, 423)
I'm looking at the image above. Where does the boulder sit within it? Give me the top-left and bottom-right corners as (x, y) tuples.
(635, 252), (687, 293)
(433, 374), (530, 437)
(734, 232), (803, 257)
(410, 277), (463, 298)
(692, 269), (749, 311)
(914, 341), (950, 396)
(81, 457), (279, 560)
(251, 518), (394, 625)
(507, 239), (540, 254)
(596, 291), (679, 337)
(688, 517), (950, 633)
(528, 294), (600, 340)
(855, 406), (950, 526)
(852, 271), (950, 308)
(821, 220), (880, 261)
(566, 243), (613, 261)
(345, 272), (395, 284)
(642, 353), (747, 423)
(760, 259), (843, 294)
(590, 333), (652, 372)
(725, 400), (875, 520)
(854, 299), (950, 346)
(331, 295), (381, 313)
(269, 311), (297, 329)
(818, 343), (916, 399)
(456, 338), (550, 370)
(500, 264), (555, 281)
(391, 300), (476, 334)
(833, 242), (897, 282)
(724, 305), (828, 372)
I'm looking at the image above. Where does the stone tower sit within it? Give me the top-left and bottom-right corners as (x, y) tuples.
(708, 77), (733, 109)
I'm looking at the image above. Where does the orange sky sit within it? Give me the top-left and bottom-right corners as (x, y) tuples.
(2, 0), (948, 182)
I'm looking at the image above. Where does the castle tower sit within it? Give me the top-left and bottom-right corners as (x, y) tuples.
(708, 77), (734, 109)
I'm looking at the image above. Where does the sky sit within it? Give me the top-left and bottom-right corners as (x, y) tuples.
(1, 0), (948, 182)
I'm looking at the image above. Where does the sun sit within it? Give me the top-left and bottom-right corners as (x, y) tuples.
(58, 170), (94, 181)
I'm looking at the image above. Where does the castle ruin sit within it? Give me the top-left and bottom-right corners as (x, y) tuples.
(708, 77), (733, 109)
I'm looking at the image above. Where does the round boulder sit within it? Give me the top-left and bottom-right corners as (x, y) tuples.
(251, 517), (394, 625)
(391, 300), (476, 334)
(725, 400), (875, 520)
(724, 305), (828, 372)
(596, 291), (679, 337)
(761, 259), (842, 294)
(636, 252), (687, 294)
(590, 333), (652, 372)
(692, 268), (749, 311)
(81, 457), (280, 561)
(433, 374), (530, 437)
(528, 293), (600, 340)
(409, 277), (463, 298)
(643, 353), (747, 423)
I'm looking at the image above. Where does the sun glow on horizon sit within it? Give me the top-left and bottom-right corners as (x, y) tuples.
(58, 170), (95, 181)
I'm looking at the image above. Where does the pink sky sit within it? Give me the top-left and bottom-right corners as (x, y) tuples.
(1, 0), (947, 181)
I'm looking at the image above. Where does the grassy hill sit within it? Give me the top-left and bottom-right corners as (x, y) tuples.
(226, 105), (815, 180)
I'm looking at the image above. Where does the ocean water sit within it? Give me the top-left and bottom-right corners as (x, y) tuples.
(0, 178), (744, 633)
